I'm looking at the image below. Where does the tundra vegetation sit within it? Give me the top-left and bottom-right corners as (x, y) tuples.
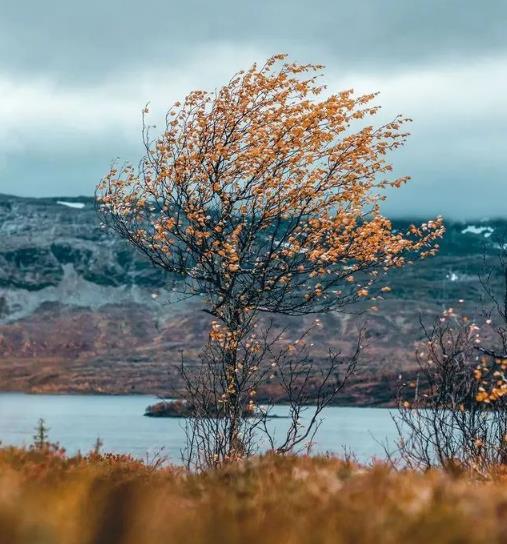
(97, 54), (443, 468)
(3, 437), (507, 544)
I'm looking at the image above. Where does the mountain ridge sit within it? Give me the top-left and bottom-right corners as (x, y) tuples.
(0, 193), (505, 404)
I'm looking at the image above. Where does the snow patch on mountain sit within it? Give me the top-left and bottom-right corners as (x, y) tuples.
(461, 225), (494, 237)
(57, 201), (86, 209)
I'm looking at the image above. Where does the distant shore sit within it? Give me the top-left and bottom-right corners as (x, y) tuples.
(0, 390), (396, 408)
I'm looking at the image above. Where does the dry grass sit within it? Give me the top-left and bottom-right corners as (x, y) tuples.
(2, 446), (507, 543)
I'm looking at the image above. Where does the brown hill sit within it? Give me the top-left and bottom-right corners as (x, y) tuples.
(0, 194), (504, 404)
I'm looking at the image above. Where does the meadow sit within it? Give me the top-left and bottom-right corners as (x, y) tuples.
(2, 442), (507, 544)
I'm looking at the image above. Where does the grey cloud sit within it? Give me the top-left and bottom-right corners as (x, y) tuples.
(1, 1), (506, 83)
(0, 0), (506, 218)
(0, 134), (141, 197)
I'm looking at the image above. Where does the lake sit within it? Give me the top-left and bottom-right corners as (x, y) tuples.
(0, 393), (399, 463)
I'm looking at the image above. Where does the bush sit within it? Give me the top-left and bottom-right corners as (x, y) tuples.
(1, 446), (507, 543)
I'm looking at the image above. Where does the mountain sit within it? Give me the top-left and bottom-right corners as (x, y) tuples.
(0, 193), (505, 404)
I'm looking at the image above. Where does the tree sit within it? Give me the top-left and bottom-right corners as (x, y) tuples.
(32, 418), (50, 451)
(394, 238), (507, 476)
(179, 321), (362, 469)
(97, 54), (443, 466)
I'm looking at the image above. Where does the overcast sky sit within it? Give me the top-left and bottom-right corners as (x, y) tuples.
(0, 0), (506, 218)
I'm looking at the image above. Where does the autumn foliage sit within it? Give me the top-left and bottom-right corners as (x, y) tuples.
(97, 54), (444, 466)
(98, 54), (443, 319)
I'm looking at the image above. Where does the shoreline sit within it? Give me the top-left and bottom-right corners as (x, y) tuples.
(0, 390), (395, 408)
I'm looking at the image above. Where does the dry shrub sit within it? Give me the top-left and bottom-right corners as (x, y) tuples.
(2, 446), (507, 543)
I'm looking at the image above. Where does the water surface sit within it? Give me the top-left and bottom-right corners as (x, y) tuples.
(0, 393), (398, 463)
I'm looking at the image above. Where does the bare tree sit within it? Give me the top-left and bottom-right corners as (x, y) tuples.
(394, 238), (507, 476)
(181, 322), (361, 470)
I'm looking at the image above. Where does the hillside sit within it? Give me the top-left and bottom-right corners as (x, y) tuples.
(0, 193), (505, 404)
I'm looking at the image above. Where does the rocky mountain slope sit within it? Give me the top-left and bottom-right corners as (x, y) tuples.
(0, 193), (505, 404)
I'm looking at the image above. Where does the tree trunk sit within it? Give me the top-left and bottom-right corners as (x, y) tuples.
(220, 306), (246, 460)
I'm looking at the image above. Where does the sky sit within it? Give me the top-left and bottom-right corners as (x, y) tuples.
(0, 0), (506, 219)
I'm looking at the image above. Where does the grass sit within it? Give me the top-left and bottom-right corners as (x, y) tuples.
(2, 445), (507, 543)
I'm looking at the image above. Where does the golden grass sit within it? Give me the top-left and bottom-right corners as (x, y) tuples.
(2, 446), (507, 543)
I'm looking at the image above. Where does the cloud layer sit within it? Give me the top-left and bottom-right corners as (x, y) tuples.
(1, 0), (506, 218)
